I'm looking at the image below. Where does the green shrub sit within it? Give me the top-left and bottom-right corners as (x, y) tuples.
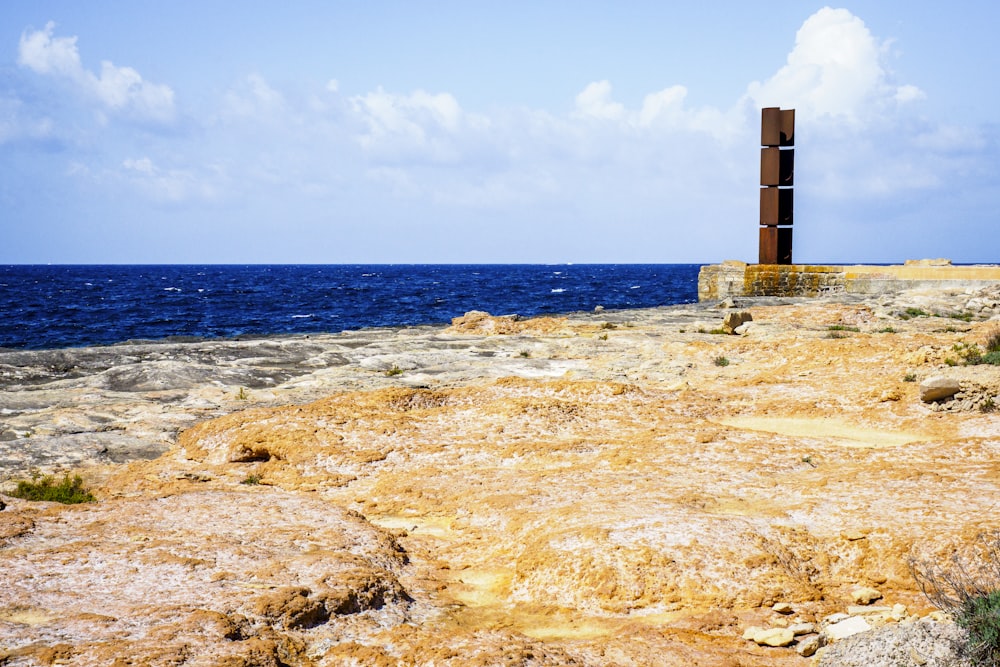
(241, 474), (262, 486)
(982, 351), (1000, 366)
(910, 532), (1000, 666)
(878, 326), (897, 334)
(828, 324), (860, 332)
(960, 589), (1000, 666)
(385, 365), (403, 377)
(903, 372), (917, 382)
(713, 356), (730, 367)
(10, 474), (95, 504)
(902, 307), (930, 318)
(986, 329), (1000, 354)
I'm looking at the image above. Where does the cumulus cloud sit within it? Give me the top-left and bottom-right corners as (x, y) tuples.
(18, 22), (175, 124)
(119, 155), (214, 203)
(746, 7), (923, 121)
(573, 80), (626, 121)
(349, 87), (488, 162)
(221, 74), (287, 120)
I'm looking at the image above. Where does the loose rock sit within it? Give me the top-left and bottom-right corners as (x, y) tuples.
(825, 615), (872, 641)
(920, 376), (961, 403)
(752, 627), (795, 647)
(797, 634), (822, 657)
(722, 311), (752, 334)
(851, 587), (883, 605)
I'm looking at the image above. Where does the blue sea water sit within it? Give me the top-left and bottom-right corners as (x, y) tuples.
(0, 265), (700, 350)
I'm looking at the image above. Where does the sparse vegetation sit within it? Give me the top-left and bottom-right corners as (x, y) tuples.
(236, 387), (249, 400)
(951, 337), (1000, 366)
(826, 331), (848, 339)
(827, 324), (860, 332)
(903, 372), (918, 383)
(241, 474), (262, 486)
(950, 312), (975, 322)
(909, 532), (1000, 667)
(982, 397), (996, 413)
(385, 365), (403, 377)
(9, 474), (95, 504)
(519, 349), (532, 357)
(900, 307), (931, 319)
(954, 342), (984, 365)
(877, 326), (897, 334)
(713, 356), (730, 367)
(600, 322), (617, 330)
(986, 328), (1000, 354)
(597, 334), (608, 341)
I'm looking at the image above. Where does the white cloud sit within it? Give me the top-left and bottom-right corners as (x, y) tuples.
(120, 155), (213, 203)
(18, 22), (175, 124)
(637, 85), (687, 127)
(745, 7), (923, 121)
(221, 74), (287, 119)
(0, 94), (55, 145)
(349, 87), (487, 162)
(573, 80), (626, 121)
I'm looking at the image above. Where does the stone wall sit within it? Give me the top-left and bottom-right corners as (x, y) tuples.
(698, 261), (1000, 301)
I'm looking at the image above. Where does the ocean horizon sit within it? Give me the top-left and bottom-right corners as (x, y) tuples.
(0, 264), (701, 350)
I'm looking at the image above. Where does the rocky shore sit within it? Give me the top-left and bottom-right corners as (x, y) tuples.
(2, 286), (1000, 665)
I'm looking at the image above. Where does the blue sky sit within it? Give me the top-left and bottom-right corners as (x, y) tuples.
(2, 2), (998, 264)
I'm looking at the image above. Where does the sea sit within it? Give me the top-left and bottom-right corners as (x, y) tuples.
(0, 264), (701, 350)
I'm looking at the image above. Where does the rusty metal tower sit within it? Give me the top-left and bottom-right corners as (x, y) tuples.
(759, 107), (794, 264)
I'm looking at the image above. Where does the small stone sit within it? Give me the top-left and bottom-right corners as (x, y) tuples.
(718, 297), (736, 309)
(742, 625), (763, 641)
(851, 586), (883, 605)
(772, 602), (794, 614)
(722, 311), (753, 335)
(789, 622), (816, 636)
(752, 627), (795, 647)
(841, 529), (868, 541)
(824, 615), (872, 641)
(879, 389), (901, 402)
(796, 634), (821, 657)
(891, 604), (908, 621)
(920, 375), (961, 403)
(847, 605), (893, 616)
(823, 612), (850, 625)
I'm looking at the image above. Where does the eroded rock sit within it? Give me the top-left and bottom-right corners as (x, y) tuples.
(920, 376), (961, 403)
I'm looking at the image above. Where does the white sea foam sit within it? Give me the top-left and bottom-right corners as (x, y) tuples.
(291, 314), (313, 319)
(551, 288), (566, 293)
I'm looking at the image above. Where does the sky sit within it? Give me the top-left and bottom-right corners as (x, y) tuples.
(1, 2), (998, 264)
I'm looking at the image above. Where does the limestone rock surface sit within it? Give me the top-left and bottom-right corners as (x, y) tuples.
(2, 291), (1000, 665)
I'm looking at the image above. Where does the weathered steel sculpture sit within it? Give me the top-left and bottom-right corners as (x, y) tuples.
(759, 107), (794, 264)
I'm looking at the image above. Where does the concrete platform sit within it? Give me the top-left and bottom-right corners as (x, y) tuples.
(698, 259), (1000, 301)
